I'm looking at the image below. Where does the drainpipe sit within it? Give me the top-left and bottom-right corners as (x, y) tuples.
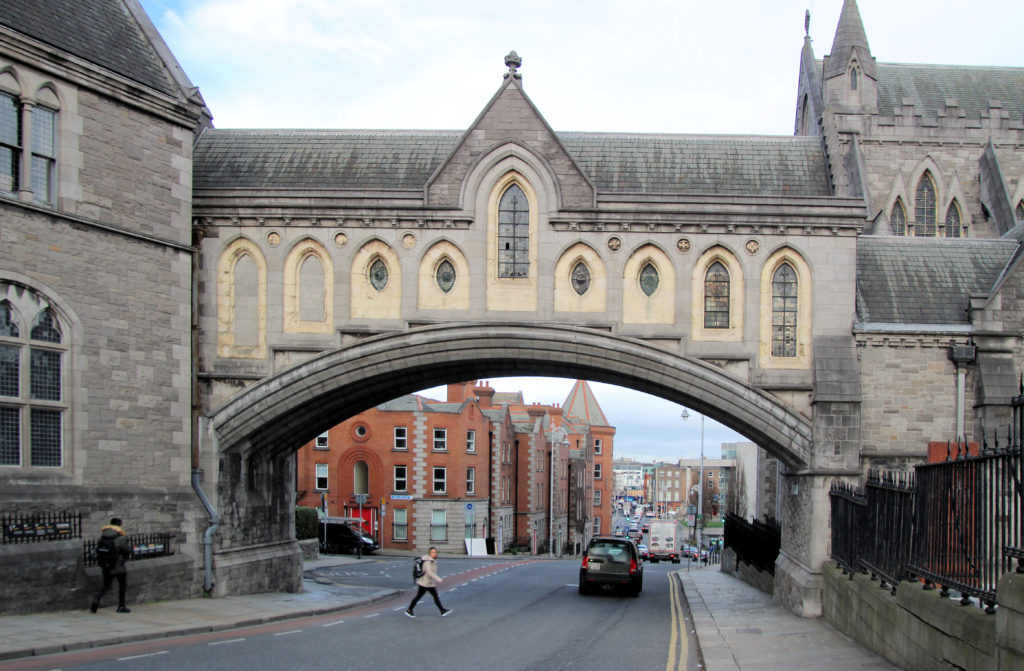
(949, 344), (977, 441)
(189, 237), (218, 595)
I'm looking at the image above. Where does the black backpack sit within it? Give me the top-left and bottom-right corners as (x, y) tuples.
(95, 535), (119, 569)
(412, 556), (425, 580)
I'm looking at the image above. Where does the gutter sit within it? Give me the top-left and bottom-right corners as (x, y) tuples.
(192, 418), (219, 595)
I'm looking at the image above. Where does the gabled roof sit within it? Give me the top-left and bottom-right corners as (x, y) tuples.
(875, 63), (1024, 120)
(0, 0), (177, 97)
(856, 237), (1018, 325)
(193, 130), (830, 196)
(562, 380), (610, 428)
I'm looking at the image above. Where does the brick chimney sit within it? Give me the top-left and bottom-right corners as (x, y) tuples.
(474, 380), (495, 408)
(446, 380), (476, 403)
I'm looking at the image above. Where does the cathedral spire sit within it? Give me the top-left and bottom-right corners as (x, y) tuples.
(824, 0), (876, 81)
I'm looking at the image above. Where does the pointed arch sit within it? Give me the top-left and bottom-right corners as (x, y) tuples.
(623, 244), (674, 325)
(944, 200), (963, 238)
(418, 240), (470, 311)
(891, 198), (907, 235)
(217, 237), (267, 359)
(759, 248), (812, 369)
(486, 170), (538, 311)
(554, 242), (606, 314)
(692, 245), (744, 342)
(915, 171), (938, 236)
(350, 239), (401, 320)
(283, 238), (334, 334)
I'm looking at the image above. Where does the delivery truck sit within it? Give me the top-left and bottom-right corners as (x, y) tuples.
(647, 519), (682, 563)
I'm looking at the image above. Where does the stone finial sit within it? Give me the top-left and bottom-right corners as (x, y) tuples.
(804, 10), (810, 37)
(504, 50), (522, 79)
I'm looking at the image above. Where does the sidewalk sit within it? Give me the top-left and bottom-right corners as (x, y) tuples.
(0, 554), (398, 662)
(678, 565), (898, 670)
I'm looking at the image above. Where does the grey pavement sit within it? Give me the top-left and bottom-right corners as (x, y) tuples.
(0, 555), (898, 669)
(679, 565), (898, 670)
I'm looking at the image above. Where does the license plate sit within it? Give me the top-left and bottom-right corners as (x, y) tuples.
(589, 561), (602, 570)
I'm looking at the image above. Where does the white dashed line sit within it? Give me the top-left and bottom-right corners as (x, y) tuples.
(118, 651), (168, 661)
(321, 620), (346, 627)
(209, 638), (246, 646)
(273, 630), (302, 636)
(363, 613), (379, 618)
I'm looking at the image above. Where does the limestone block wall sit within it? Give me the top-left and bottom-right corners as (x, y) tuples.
(856, 337), (972, 463)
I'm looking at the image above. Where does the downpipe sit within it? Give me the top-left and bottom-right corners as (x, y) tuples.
(192, 418), (220, 596)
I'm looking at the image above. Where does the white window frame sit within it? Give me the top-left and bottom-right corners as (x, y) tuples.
(593, 517), (601, 536)
(594, 463), (602, 479)
(466, 429), (476, 452)
(433, 427), (447, 451)
(594, 438), (602, 455)
(393, 426), (407, 450)
(466, 466), (475, 495)
(314, 431), (329, 450)
(315, 463), (328, 491)
(394, 465), (407, 492)
(433, 466), (446, 494)
(593, 489), (602, 506)
(392, 508), (408, 541)
(431, 508), (447, 542)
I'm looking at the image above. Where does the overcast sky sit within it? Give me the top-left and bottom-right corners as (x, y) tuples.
(136, 0), (1021, 461)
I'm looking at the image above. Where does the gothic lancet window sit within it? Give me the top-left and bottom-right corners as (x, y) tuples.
(1016, 200), (1023, 222)
(571, 261), (591, 295)
(849, 67), (858, 91)
(498, 184), (529, 278)
(771, 264), (798, 358)
(945, 200), (962, 238)
(916, 173), (937, 236)
(891, 199), (907, 236)
(639, 263), (659, 297)
(703, 261), (730, 328)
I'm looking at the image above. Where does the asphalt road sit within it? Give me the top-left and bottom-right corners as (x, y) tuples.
(22, 556), (701, 671)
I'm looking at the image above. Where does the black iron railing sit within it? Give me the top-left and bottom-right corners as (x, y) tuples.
(1, 511), (81, 544)
(83, 532), (175, 567)
(723, 513), (781, 574)
(829, 480), (867, 577)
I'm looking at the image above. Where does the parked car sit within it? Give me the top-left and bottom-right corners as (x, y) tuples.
(318, 517), (379, 555)
(641, 524), (650, 533)
(579, 536), (643, 597)
(638, 543), (650, 560)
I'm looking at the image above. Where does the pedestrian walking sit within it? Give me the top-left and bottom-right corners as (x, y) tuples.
(90, 517), (131, 613)
(405, 546), (450, 618)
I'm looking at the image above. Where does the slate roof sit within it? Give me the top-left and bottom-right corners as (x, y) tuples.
(562, 380), (611, 427)
(193, 129), (830, 196)
(0, 0), (177, 97)
(856, 237), (1018, 325)
(875, 63), (1024, 119)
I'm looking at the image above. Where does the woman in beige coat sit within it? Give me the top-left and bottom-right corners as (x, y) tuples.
(405, 547), (451, 617)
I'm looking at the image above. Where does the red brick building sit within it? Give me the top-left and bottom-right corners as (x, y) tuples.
(295, 379), (615, 554)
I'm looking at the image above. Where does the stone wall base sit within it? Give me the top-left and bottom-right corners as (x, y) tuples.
(721, 546), (775, 594)
(0, 540), (200, 615)
(211, 540), (302, 597)
(821, 562), (1024, 670)
(773, 550), (823, 617)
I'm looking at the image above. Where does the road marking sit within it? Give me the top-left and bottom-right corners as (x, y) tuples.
(666, 571), (688, 671)
(273, 630), (302, 636)
(208, 638), (245, 646)
(363, 613), (379, 618)
(118, 651), (168, 661)
(322, 620), (346, 627)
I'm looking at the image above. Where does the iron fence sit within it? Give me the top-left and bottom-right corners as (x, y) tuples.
(830, 387), (1023, 612)
(723, 513), (781, 574)
(83, 532), (175, 567)
(1, 511), (81, 544)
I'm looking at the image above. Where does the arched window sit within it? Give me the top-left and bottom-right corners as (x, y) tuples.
(497, 184), (529, 278)
(570, 261), (591, 296)
(915, 173), (937, 236)
(703, 261), (729, 328)
(353, 461), (369, 495)
(891, 199), (907, 235)
(639, 263), (659, 297)
(369, 258), (389, 291)
(945, 200), (962, 238)
(849, 67), (858, 91)
(1016, 200), (1023, 222)
(0, 299), (65, 467)
(298, 254), (325, 322)
(771, 264), (798, 358)
(232, 254), (259, 348)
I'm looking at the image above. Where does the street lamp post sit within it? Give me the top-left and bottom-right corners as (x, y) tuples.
(682, 409), (705, 552)
(549, 425), (569, 558)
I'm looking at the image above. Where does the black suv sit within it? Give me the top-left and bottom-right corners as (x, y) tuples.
(578, 536), (643, 597)
(318, 517), (379, 555)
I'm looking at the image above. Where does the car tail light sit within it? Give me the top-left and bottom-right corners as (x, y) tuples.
(581, 556), (589, 569)
(629, 558), (637, 573)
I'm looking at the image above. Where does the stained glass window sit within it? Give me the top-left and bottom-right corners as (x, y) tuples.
(436, 259), (455, 293)
(891, 199), (907, 236)
(369, 258), (388, 291)
(704, 261), (730, 328)
(771, 264), (798, 358)
(945, 200), (962, 238)
(571, 262), (591, 295)
(497, 184), (529, 278)
(639, 263), (659, 297)
(916, 173), (937, 236)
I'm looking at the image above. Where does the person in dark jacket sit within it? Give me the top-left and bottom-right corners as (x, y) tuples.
(90, 517), (132, 613)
